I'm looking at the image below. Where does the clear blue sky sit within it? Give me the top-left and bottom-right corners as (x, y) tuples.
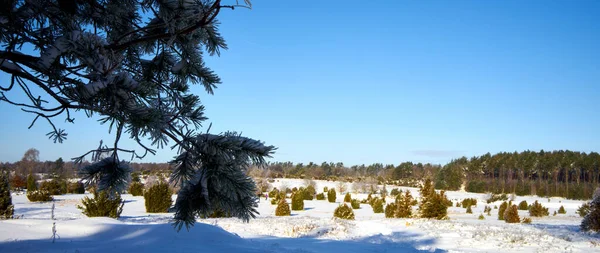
(0, 0), (599, 165)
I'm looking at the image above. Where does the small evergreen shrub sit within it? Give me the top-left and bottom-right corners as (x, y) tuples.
(553, 211), (557, 216)
(522, 217), (532, 224)
(385, 203), (397, 218)
(498, 201), (508, 220)
(291, 190), (304, 211)
(478, 214), (485, 220)
(275, 199), (291, 216)
(328, 188), (336, 203)
(323, 187), (328, 193)
(518, 200), (528, 210)
(0, 172), (14, 219)
(270, 198), (278, 205)
(577, 203), (590, 217)
(78, 191), (124, 218)
(486, 193), (508, 204)
(351, 199), (360, 209)
(40, 179), (67, 195)
(372, 198), (384, 213)
(304, 185), (316, 200)
(484, 205), (491, 213)
(420, 191), (448, 219)
(67, 182), (85, 194)
(27, 174), (37, 192)
(529, 200), (549, 217)
(395, 191), (414, 218)
(292, 187), (298, 192)
(144, 182), (172, 213)
(558, 205), (566, 214)
(466, 205), (472, 214)
(333, 204), (355, 220)
(316, 193), (325, 200)
(129, 182), (144, 196)
(269, 188), (279, 199)
(504, 204), (520, 223)
(26, 190), (53, 202)
(456, 202), (461, 207)
(344, 192), (351, 202)
(390, 188), (400, 197)
(462, 198), (477, 208)
(581, 196), (600, 232)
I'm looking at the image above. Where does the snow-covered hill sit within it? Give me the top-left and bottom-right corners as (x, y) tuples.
(0, 178), (598, 252)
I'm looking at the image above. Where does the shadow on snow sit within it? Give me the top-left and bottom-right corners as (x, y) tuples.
(0, 221), (444, 253)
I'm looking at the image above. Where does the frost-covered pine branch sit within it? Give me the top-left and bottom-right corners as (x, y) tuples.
(0, 0), (274, 230)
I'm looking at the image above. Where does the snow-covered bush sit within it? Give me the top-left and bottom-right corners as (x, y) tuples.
(558, 205), (566, 214)
(518, 200), (528, 210)
(316, 193), (325, 200)
(0, 172), (14, 219)
(78, 191), (124, 218)
(581, 192), (600, 232)
(334, 204), (355, 220)
(26, 190), (53, 202)
(577, 203), (590, 217)
(504, 205), (520, 223)
(129, 182), (144, 196)
(291, 190), (304, 211)
(344, 193), (351, 202)
(478, 214), (485, 220)
(328, 188), (337, 203)
(351, 199), (360, 209)
(522, 217), (532, 224)
(275, 199), (291, 216)
(529, 201), (549, 217)
(498, 201), (508, 220)
(385, 203), (397, 218)
(144, 182), (172, 213)
(371, 198), (384, 213)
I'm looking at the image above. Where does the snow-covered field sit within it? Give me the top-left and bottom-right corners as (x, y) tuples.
(1, 178), (599, 252)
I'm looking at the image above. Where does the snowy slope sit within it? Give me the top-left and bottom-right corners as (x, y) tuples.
(1, 178), (599, 253)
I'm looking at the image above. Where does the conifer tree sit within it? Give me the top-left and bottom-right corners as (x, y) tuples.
(581, 191), (600, 232)
(0, 0), (274, 230)
(498, 201), (508, 220)
(27, 174), (37, 192)
(504, 204), (520, 223)
(0, 171), (14, 219)
(344, 192), (351, 202)
(395, 190), (413, 218)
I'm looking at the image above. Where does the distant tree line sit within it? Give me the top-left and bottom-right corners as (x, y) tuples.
(2, 149), (599, 199)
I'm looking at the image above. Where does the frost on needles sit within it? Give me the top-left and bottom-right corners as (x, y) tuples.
(0, 0), (274, 230)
